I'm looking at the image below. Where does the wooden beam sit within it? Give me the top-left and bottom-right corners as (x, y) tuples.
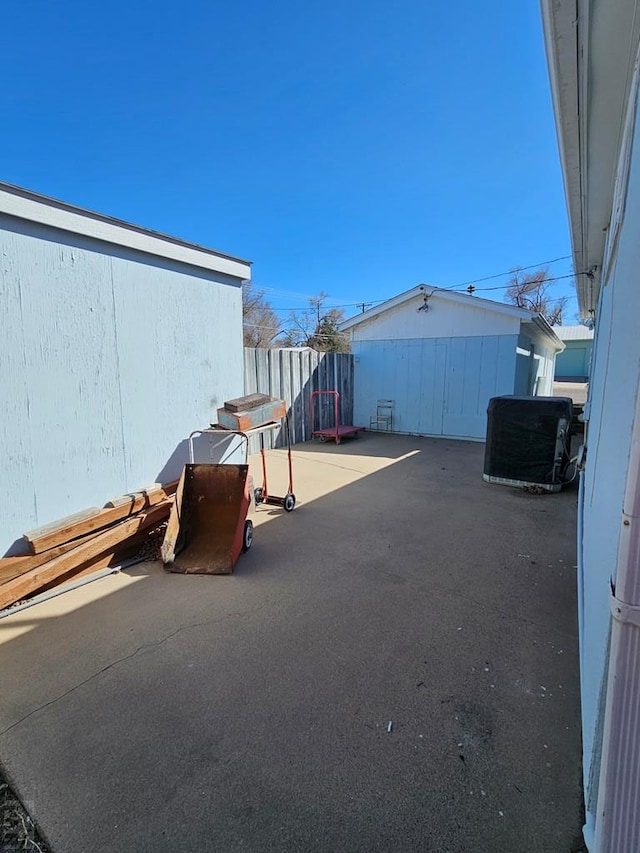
(160, 469), (186, 565)
(1, 501), (172, 610)
(104, 479), (178, 508)
(0, 526), (109, 584)
(35, 552), (121, 596)
(23, 484), (176, 554)
(30, 516), (171, 598)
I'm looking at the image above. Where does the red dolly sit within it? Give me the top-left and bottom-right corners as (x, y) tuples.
(254, 414), (296, 512)
(310, 390), (365, 445)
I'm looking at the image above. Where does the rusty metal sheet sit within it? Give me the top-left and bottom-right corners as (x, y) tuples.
(161, 464), (250, 575)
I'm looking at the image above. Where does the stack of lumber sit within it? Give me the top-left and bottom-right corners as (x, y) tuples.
(0, 481), (178, 611)
(216, 393), (287, 432)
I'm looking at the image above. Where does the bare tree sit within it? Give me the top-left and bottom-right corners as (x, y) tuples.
(504, 268), (568, 325)
(281, 292), (350, 352)
(242, 283), (281, 347)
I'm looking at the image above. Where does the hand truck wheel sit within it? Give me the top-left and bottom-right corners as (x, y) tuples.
(242, 520), (254, 552)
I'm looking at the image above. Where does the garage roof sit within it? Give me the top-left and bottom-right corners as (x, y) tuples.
(339, 285), (564, 349)
(556, 324), (594, 341)
(0, 181), (252, 281)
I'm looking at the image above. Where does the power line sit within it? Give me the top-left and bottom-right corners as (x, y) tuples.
(440, 254), (571, 290)
(254, 253), (573, 311)
(267, 271), (576, 311)
(245, 271), (580, 335)
(448, 271), (579, 294)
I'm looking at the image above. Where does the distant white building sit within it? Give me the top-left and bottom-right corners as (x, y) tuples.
(340, 285), (563, 440)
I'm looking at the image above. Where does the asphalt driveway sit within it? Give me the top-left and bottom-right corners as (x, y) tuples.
(0, 434), (582, 852)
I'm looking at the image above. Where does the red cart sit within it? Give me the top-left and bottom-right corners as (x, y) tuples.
(254, 414), (296, 512)
(161, 430), (253, 574)
(310, 390), (365, 445)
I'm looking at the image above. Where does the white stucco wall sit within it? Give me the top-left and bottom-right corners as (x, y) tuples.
(349, 293), (522, 342)
(0, 214), (245, 554)
(577, 93), (640, 826)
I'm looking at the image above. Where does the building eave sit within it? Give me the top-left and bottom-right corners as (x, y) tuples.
(523, 315), (566, 352)
(339, 285), (541, 332)
(540, 0), (640, 319)
(0, 181), (252, 281)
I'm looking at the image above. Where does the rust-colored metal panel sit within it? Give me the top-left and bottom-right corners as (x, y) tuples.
(216, 399), (287, 431)
(161, 464), (250, 575)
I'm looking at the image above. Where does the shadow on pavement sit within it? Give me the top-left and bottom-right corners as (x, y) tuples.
(0, 436), (582, 853)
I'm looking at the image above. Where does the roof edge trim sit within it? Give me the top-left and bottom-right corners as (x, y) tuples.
(0, 181), (252, 280)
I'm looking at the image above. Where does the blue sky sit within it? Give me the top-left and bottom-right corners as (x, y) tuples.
(0, 0), (575, 320)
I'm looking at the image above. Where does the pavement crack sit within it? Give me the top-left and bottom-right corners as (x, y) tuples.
(0, 598), (282, 738)
(0, 646), (148, 738)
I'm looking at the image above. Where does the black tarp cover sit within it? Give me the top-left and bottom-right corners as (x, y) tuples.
(484, 396), (573, 484)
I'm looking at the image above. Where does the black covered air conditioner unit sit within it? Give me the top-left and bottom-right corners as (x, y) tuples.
(483, 396), (573, 492)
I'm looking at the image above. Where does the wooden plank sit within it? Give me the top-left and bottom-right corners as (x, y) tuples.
(0, 525), (114, 584)
(160, 468), (187, 565)
(34, 552), (120, 597)
(104, 480), (178, 508)
(268, 350), (281, 449)
(36, 509), (169, 598)
(309, 350), (320, 433)
(280, 350), (292, 450)
(0, 482), (177, 582)
(243, 347), (256, 395)
(288, 350), (299, 446)
(299, 350), (308, 442)
(0, 501), (172, 610)
(21, 507), (101, 542)
(24, 484), (175, 554)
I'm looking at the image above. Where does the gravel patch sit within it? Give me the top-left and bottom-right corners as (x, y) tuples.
(1, 769), (49, 853)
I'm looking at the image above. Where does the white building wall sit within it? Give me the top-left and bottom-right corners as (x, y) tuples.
(352, 334), (518, 440)
(350, 294), (522, 342)
(514, 331), (558, 397)
(530, 334), (557, 397)
(348, 296), (558, 440)
(578, 95), (640, 833)
(0, 215), (245, 554)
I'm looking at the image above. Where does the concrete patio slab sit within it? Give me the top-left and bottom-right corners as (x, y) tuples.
(0, 434), (582, 852)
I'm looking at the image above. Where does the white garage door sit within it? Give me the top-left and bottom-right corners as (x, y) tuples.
(353, 335), (517, 440)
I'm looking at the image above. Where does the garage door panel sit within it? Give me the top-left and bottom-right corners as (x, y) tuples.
(352, 335), (517, 440)
(416, 339), (447, 435)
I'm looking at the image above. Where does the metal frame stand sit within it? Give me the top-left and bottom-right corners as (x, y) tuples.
(254, 414), (296, 512)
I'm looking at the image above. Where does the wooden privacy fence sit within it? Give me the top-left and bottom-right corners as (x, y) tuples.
(243, 348), (354, 448)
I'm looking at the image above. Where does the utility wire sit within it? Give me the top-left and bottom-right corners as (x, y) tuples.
(258, 253), (573, 311)
(244, 271), (578, 336)
(441, 254), (571, 290)
(447, 271), (579, 294)
(266, 271), (578, 313)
